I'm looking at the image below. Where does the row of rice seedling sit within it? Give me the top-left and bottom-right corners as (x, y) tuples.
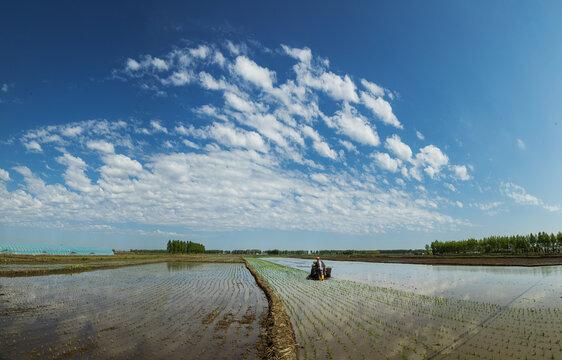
(0, 262), (267, 359)
(246, 258), (561, 360)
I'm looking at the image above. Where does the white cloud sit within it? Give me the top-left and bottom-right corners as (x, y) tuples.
(224, 92), (255, 113)
(281, 44), (312, 64)
(182, 139), (200, 149)
(204, 123), (268, 152)
(501, 182), (539, 205)
(451, 165), (471, 181)
(226, 40), (242, 55)
(315, 72), (359, 103)
(163, 71), (190, 86)
(213, 51), (226, 67)
(361, 79), (385, 97)
(150, 120), (168, 133)
(61, 126), (83, 137)
(0, 168), (10, 181)
(500, 182), (559, 212)
(455, 201), (463, 208)
(416, 130), (425, 140)
(373, 152), (400, 172)
(444, 183), (456, 192)
(189, 45), (210, 59)
(361, 92), (402, 128)
(384, 134), (412, 162)
(302, 125), (337, 159)
(56, 153), (94, 192)
(126, 58), (141, 71)
(310, 173), (330, 184)
(330, 103), (380, 146)
(87, 140), (115, 154)
(100, 154), (144, 179)
(151, 57), (169, 71)
(339, 140), (358, 153)
(233, 56), (276, 89)
(0, 43), (480, 234)
(24, 141), (42, 152)
(415, 145), (449, 172)
(517, 138), (525, 150)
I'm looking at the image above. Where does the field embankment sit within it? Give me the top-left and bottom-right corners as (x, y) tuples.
(244, 259), (298, 360)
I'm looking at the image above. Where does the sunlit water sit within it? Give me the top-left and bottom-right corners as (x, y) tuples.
(263, 257), (562, 307)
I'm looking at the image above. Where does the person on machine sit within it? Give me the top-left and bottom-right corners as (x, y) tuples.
(315, 256), (325, 280)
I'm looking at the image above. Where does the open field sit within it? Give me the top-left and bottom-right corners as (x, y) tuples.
(0, 262), (267, 359)
(246, 258), (562, 360)
(272, 254), (562, 267)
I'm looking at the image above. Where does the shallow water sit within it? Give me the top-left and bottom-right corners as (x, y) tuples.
(0, 262), (267, 359)
(264, 257), (562, 307)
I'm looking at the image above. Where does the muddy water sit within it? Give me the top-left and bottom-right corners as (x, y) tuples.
(0, 262), (267, 359)
(265, 257), (562, 307)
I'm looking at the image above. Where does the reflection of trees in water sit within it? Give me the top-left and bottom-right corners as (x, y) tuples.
(166, 262), (203, 272)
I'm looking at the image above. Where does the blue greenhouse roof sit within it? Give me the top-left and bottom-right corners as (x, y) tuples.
(0, 242), (114, 255)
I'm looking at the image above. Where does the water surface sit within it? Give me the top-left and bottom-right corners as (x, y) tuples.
(264, 257), (562, 307)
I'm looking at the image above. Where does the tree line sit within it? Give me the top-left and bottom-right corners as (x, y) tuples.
(166, 240), (206, 254)
(429, 232), (562, 255)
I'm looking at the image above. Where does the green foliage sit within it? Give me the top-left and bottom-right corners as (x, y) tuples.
(166, 240), (205, 254)
(429, 231), (562, 255)
(231, 249), (262, 254)
(130, 249), (168, 254)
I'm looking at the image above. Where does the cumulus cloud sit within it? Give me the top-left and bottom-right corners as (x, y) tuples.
(361, 92), (402, 128)
(0, 42), (477, 235)
(302, 125), (337, 159)
(361, 79), (385, 97)
(233, 56), (275, 89)
(451, 165), (471, 181)
(281, 44), (312, 64)
(384, 134), (412, 162)
(200, 123), (268, 152)
(189, 45), (210, 59)
(0, 168), (10, 181)
(87, 140), (115, 153)
(373, 152), (400, 172)
(24, 141), (42, 152)
(56, 153), (94, 192)
(61, 126), (83, 137)
(150, 120), (168, 133)
(126, 58), (141, 71)
(329, 103), (380, 146)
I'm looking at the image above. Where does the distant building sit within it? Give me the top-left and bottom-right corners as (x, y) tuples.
(0, 242), (114, 255)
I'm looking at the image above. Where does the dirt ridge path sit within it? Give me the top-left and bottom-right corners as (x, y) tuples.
(244, 258), (298, 360)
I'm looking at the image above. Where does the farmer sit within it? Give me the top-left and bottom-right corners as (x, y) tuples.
(315, 256), (325, 280)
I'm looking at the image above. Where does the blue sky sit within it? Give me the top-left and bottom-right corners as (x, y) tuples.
(1, 1), (561, 251)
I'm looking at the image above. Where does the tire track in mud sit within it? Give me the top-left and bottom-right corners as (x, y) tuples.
(426, 276), (545, 360)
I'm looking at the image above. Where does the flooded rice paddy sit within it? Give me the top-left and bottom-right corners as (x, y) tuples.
(0, 262), (267, 359)
(251, 258), (562, 360)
